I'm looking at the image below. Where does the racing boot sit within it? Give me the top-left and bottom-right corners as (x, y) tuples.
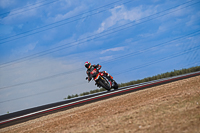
(102, 71), (113, 81)
(95, 82), (101, 88)
(107, 74), (114, 82)
(107, 75), (115, 86)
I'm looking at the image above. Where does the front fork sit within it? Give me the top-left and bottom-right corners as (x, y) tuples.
(94, 72), (104, 81)
(94, 73), (112, 88)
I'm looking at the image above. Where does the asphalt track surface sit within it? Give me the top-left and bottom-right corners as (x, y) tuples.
(0, 71), (200, 128)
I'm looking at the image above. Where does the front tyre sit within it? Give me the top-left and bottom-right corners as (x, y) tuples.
(98, 77), (111, 91)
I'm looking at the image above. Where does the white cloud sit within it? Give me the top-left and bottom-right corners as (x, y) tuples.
(97, 5), (155, 33)
(25, 42), (37, 52)
(100, 56), (113, 61)
(0, 0), (15, 8)
(11, 41), (38, 56)
(0, 55), (97, 115)
(1, 2), (40, 24)
(157, 3), (192, 23)
(47, 5), (86, 22)
(186, 11), (200, 27)
(101, 47), (124, 54)
(156, 25), (167, 34)
(53, 5), (86, 22)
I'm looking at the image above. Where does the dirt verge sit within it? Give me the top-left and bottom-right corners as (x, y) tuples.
(1, 75), (200, 133)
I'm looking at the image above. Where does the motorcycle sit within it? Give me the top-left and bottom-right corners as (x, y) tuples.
(87, 68), (118, 91)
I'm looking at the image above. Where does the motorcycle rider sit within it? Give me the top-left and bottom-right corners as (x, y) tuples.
(84, 61), (114, 83)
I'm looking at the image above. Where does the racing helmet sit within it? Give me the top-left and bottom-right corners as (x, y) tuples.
(85, 61), (91, 69)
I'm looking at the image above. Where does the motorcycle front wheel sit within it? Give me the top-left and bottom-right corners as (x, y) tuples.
(98, 76), (111, 91)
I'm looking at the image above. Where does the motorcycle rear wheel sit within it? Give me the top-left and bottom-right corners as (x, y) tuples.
(113, 81), (118, 90)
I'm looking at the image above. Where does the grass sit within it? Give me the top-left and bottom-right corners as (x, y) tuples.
(65, 66), (200, 99)
(1, 75), (199, 133)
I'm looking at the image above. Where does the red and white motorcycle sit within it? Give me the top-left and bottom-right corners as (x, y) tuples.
(87, 68), (118, 91)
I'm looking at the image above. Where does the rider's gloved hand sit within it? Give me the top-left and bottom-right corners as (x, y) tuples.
(86, 77), (88, 80)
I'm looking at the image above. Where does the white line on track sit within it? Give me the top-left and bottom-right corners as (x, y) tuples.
(0, 71), (199, 124)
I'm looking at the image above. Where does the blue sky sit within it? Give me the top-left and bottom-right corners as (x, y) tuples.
(0, 0), (200, 115)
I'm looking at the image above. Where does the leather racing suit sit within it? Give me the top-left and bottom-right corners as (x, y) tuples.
(86, 64), (113, 82)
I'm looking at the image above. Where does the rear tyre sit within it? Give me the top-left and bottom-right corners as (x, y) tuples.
(113, 81), (118, 90)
